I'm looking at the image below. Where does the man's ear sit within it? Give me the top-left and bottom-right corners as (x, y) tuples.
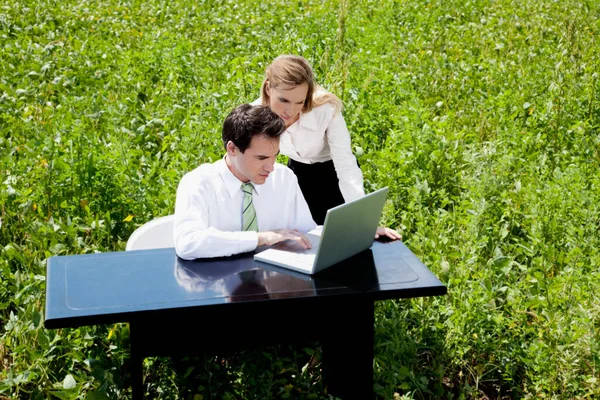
(226, 140), (237, 156)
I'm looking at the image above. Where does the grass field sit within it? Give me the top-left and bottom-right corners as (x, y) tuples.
(1, 0), (600, 398)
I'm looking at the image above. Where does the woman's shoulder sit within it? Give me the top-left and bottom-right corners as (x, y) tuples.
(307, 102), (336, 116)
(311, 87), (343, 116)
(307, 100), (341, 123)
(313, 86), (330, 96)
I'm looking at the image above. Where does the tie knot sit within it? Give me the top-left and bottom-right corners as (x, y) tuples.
(242, 182), (254, 194)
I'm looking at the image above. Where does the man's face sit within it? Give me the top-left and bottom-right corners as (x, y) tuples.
(226, 134), (280, 185)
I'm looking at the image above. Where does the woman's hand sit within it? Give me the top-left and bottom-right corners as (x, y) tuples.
(374, 226), (402, 241)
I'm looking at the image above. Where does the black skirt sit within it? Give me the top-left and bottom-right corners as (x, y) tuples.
(287, 159), (345, 225)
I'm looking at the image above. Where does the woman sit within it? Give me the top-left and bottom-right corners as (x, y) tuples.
(255, 55), (401, 240)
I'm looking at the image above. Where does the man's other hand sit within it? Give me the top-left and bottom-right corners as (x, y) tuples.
(257, 229), (312, 249)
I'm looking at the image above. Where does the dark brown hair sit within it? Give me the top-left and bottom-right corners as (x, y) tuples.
(222, 104), (285, 153)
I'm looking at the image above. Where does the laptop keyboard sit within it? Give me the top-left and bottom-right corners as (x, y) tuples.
(291, 248), (317, 260)
(281, 247), (317, 270)
(254, 233), (322, 273)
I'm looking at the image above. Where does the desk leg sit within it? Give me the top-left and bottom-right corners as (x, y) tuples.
(322, 299), (375, 400)
(130, 322), (144, 400)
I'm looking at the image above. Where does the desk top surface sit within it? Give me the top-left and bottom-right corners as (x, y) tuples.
(45, 240), (446, 329)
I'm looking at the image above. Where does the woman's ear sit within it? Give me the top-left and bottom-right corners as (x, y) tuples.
(265, 80), (271, 96)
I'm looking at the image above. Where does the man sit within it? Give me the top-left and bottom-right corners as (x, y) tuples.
(173, 104), (317, 260)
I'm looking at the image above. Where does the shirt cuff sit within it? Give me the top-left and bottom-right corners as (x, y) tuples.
(237, 231), (259, 253)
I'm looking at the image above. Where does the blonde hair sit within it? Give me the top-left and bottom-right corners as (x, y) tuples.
(261, 55), (343, 115)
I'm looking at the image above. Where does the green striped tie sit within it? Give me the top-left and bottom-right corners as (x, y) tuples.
(241, 182), (258, 231)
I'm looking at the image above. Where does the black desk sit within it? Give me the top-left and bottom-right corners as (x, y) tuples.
(45, 241), (446, 399)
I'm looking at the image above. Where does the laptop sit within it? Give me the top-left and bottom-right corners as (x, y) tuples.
(253, 187), (389, 275)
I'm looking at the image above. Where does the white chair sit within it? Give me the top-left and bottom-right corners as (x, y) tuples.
(125, 215), (175, 251)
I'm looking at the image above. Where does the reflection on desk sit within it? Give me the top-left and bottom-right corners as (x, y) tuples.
(174, 256), (317, 302)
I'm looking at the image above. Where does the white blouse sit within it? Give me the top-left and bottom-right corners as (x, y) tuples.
(252, 98), (365, 202)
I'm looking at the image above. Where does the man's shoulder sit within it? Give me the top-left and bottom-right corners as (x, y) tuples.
(272, 162), (294, 174)
(268, 163), (298, 185)
(180, 160), (223, 185)
(184, 162), (217, 176)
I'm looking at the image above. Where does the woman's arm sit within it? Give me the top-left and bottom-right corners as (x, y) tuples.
(324, 107), (365, 202)
(323, 107), (402, 241)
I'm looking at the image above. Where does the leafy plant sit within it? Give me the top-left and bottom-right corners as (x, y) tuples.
(1, 0), (600, 398)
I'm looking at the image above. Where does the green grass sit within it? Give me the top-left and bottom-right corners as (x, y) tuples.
(1, 0), (600, 398)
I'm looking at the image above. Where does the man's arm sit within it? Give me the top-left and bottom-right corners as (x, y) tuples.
(174, 222), (259, 260)
(258, 229), (312, 248)
(173, 175), (258, 260)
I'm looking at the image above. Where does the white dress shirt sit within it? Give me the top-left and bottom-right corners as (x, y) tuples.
(253, 96), (365, 202)
(173, 158), (316, 260)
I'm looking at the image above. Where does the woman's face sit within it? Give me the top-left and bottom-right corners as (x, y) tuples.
(266, 82), (309, 127)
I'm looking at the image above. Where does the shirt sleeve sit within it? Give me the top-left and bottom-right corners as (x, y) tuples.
(173, 175), (258, 260)
(325, 109), (366, 202)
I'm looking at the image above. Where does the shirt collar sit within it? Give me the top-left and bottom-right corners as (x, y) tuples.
(217, 156), (264, 198)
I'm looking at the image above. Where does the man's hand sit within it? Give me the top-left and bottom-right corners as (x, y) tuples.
(375, 226), (402, 241)
(257, 229), (312, 249)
